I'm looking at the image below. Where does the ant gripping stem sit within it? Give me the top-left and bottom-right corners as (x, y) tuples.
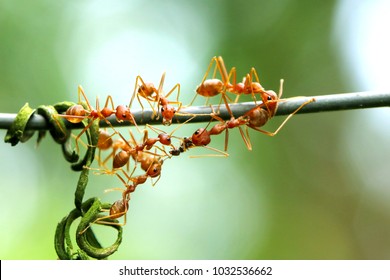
(169, 114), (230, 158)
(129, 73), (185, 126)
(102, 126), (169, 186)
(57, 85), (139, 152)
(244, 79), (316, 136)
(191, 56), (235, 118)
(78, 174), (135, 235)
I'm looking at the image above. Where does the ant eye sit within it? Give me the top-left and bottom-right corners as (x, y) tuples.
(122, 114), (126, 118)
(194, 130), (200, 135)
(161, 107), (164, 112)
(267, 96), (272, 101)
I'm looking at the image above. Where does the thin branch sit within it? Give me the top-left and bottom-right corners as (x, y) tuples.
(0, 91), (389, 130)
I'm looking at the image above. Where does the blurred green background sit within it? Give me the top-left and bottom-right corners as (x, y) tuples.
(1, 0), (389, 259)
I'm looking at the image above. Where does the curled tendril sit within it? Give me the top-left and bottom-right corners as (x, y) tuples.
(4, 103), (37, 146)
(55, 198), (123, 260)
(3, 101), (98, 167)
(36, 105), (70, 144)
(77, 198), (123, 259)
(55, 106), (122, 259)
(6, 101), (123, 259)
(54, 116), (123, 259)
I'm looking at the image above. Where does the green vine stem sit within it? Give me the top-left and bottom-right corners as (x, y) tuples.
(4, 103), (38, 146)
(73, 117), (98, 209)
(4, 101), (122, 259)
(4, 90), (390, 259)
(76, 198), (123, 259)
(2, 92), (390, 131)
(55, 198), (123, 260)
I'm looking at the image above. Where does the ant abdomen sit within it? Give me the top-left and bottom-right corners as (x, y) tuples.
(113, 150), (130, 169)
(64, 104), (87, 123)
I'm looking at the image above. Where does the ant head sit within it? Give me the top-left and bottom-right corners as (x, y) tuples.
(179, 137), (193, 150)
(161, 105), (176, 126)
(169, 141), (187, 156)
(158, 133), (171, 145)
(116, 105), (137, 125)
(169, 148), (181, 156)
(146, 162), (162, 178)
(115, 105), (130, 121)
(261, 90), (278, 102)
(261, 90), (279, 116)
(191, 128), (211, 146)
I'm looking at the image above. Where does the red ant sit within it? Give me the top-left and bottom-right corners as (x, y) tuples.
(190, 56), (235, 117)
(192, 56), (269, 109)
(58, 85), (138, 152)
(88, 129), (163, 181)
(218, 56), (266, 104)
(78, 171), (146, 234)
(168, 119), (230, 157)
(196, 79), (314, 146)
(176, 114), (250, 154)
(129, 73), (184, 126)
(173, 80), (315, 154)
(243, 79), (316, 136)
(101, 127), (171, 186)
(106, 115), (194, 176)
(96, 129), (114, 164)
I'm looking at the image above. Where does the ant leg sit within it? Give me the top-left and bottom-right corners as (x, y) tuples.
(78, 200), (128, 235)
(187, 57), (218, 107)
(250, 97), (315, 136)
(164, 83), (180, 104)
(77, 85), (93, 111)
(129, 76), (142, 109)
(72, 118), (96, 153)
(188, 145), (229, 158)
(130, 76), (158, 118)
(278, 79), (284, 99)
(156, 72), (166, 94)
(238, 126), (252, 151)
(221, 94), (234, 118)
(225, 67), (242, 103)
(250, 67), (262, 86)
(216, 56), (229, 84)
(206, 56), (219, 81)
(103, 95), (117, 115)
(248, 67), (262, 104)
(153, 73), (167, 119)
